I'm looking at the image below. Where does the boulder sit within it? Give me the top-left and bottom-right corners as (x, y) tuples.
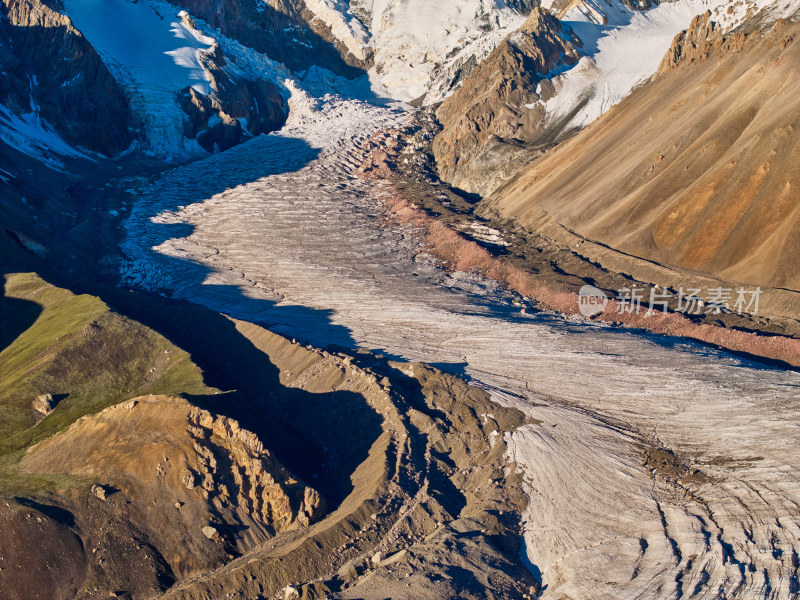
(32, 393), (56, 417)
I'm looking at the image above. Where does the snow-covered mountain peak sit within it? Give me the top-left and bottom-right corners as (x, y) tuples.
(304, 0), (531, 103)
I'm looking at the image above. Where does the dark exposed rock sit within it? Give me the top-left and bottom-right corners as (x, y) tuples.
(0, 0), (135, 156)
(504, 0), (538, 14)
(179, 81), (284, 153)
(177, 27), (288, 153)
(167, 0), (367, 77)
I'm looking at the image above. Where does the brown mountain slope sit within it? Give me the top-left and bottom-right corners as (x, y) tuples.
(432, 7), (579, 197)
(483, 12), (800, 295)
(21, 395), (326, 574)
(0, 271), (536, 600)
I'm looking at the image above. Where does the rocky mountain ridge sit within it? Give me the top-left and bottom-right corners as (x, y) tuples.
(432, 6), (580, 197)
(22, 395), (327, 564)
(0, 0), (135, 156)
(0, 267), (536, 600)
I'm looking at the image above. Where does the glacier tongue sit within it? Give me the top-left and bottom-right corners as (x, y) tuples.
(120, 92), (800, 599)
(100, 1), (800, 598)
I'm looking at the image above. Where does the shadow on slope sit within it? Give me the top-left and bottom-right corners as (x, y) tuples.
(66, 274), (380, 507)
(0, 10), (135, 156)
(121, 132), (367, 348)
(0, 279), (42, 354)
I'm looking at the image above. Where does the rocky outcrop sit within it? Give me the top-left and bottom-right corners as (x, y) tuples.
(505, 0), (538, 13)
(0, 0), (135, 155)
(658, 10), (723, 72)
(31, 392), (54, 414)
(657, 8), (762, 74)
(185, 401), (326, 530)
(168, 0), (365, 77)
(22, 395), (326, 566)
(432, 7), (579, 196)
(31, 392), (55, 417)
(177, 20), (287, 152)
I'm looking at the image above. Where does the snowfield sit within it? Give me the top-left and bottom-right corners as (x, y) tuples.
(366, 0), (527, 103)
(539, 0), (800, 134)
(310, 0), (527, 103)
(60, 0), (215, 160)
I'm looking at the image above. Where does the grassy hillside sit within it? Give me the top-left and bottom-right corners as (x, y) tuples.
(0, 271), (217, 493)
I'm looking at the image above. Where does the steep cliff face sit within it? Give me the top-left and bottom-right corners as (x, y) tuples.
(429, 0), (751, 198)
(432, 7), (579, 196)
(177, 19), (287, 153)
(657, 10), (723, 70)
(22, 395), (326, 568)
(504, 0), (538, 13)
(179, 77), (286, 152)
(0, 0), (135, 156)
(49, 0), (289, 160)
(484, 10), (800, 293)
(170, 0), (366, 77)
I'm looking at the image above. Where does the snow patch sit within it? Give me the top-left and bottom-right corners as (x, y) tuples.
(535, 0), (800, 134)
(303, 0), (371, 61)
(0, 103), (91, 170)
